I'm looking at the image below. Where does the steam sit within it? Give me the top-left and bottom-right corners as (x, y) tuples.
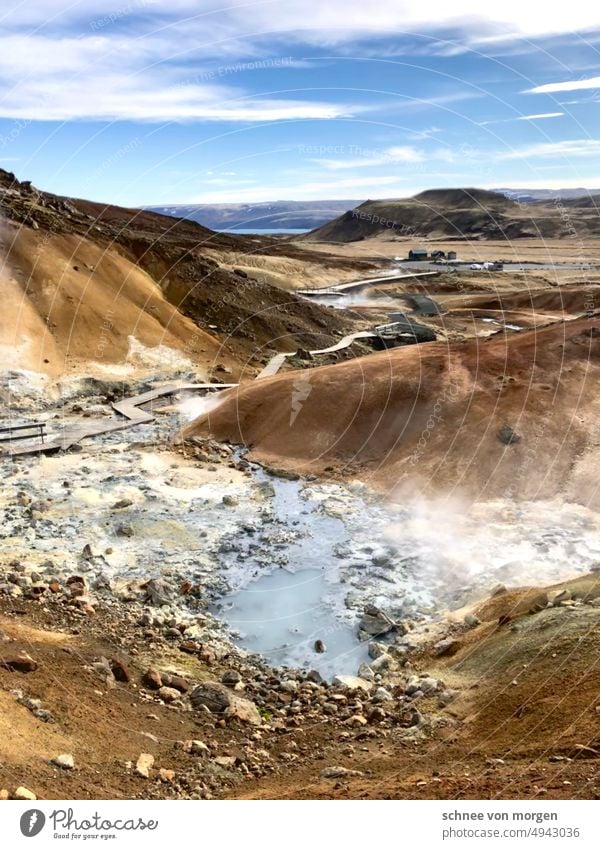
(178, 391), (227, 422)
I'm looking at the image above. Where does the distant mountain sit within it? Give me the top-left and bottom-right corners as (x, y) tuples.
(144, 200), (364, 231)
(300, 187), (600, 243)
(494, 187), (600, 202)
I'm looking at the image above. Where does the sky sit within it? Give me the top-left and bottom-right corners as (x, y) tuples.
(0, 1), (599, 206)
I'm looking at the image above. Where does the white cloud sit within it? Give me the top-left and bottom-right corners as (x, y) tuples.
(186, 174), (410, 203)
(518, 112), (564, 121)
(499, 139), (600, 160)
(526, 76), (600, 94)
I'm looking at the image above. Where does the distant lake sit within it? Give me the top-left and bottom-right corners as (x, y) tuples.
(217, 227), (309, 235)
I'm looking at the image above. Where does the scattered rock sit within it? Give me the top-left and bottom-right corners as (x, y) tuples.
(434, 637), (461, 657)
(189, 682), (262, 726)
(321, 766), (363, 779)
(51, 754), (74, 770)
(13, 786), (36, 801)
(1, 652), (38, 673)
(333, 675), (373, 693)
(109, 658), (131, 683)
(497, 424), (521, 445)
(157, 686), (181, 704)
(358, 605), (400, 638)
(142, 668), (162, 690)
(135, 753), (154, 778)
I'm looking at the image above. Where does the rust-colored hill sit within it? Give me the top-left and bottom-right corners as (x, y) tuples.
(0, 170), (360, 379)
(186, 316), (600, 504)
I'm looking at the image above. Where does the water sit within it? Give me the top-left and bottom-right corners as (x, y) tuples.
(220, 568), (369, 678)
(216, 228), (308, 235)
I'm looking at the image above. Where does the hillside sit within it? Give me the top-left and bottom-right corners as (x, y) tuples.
(0, 170), (362, 381)
(185, 315), (600, 504)
(145, 200), (364, 232)
(301, 187), (600, 242)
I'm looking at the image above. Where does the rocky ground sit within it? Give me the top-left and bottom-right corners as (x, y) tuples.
(1, 378), (600, 801)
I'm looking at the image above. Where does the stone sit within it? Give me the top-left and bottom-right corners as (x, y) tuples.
(189, 682), (262, 726)
(157, 686), (181, 704)
(497, 424), (521, 445)
(112, 499), (133, 510)
(1, 652), (37, 673)
(434, 637), (461, 657)
(373, 687), (393, 702)
(358, 605), (399, 638)
(135, 753), (154, 778)
(345, 714), (368, 726)
(333, 675), (373, 693)
(464, 613), (480, 628)
(320, 766), (363, 779)
(368, 642), (388, 660)
(314, 639), (326, 653)
(13, 786), (36, 800)
(0, 789), (9, 800)
(162, 673), (189, 693)
(142, 668), (162, 690)
(221, 670), (242, 688)
(109, 658), (131, 683)
(51, 754), (74, 770)
(280, 680), (298, 693)
(213, 755), (236, 768)
(222, 495), (239, 506)
(357, 663), (376, 682)
(116, 523), (134, 537)
(159, 768), (175, 782)
(183, 739), (210, 756)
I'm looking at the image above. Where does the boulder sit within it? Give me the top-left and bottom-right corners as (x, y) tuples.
(332, 675), (373, 693)
(358, 605), (400, 638)
(135, 753), (154, 778)
(189, 682), (261, 726)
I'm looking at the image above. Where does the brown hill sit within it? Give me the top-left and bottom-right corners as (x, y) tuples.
(300, 187), (600, 243)
(0, 170), (359, 379)
(185, 316), (600, 504)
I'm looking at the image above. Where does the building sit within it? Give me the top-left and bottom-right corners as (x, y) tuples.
(408, 248), (428, 261)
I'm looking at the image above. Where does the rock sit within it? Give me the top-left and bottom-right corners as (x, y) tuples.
(497, 424), (521, 445)
(320, 766), (363, 779)
(13, 786), (36, 800)
(183, 739), (210, 756)
(51, 754), (74, 770)
(142, 668), (162, 690)
(112, 499), (133, 510)
(1, 652), (37, 673)
(213, 755), (236, 768)
(280, 680), (298, 694)
(222, 495), (239, 506)
(0, 789), (8, 800)
(345, 714), (368, 726)
(161, 672), (189, 693)
(189, 682), (262, 726)
(109, 658), (131, 683)
(358, 605), (400, 638)
(314, 639), (326, 653)
(333, 675), (373, 693)
(221, 670), (242, 688)
(135, 753), (154, 778)
(159, 768), (175, 782)
(143, 578), (171, 605)
(420, 677), (439, 694)
(306, 669), (324, 684)
(368, 642), (388, 660)
(157, 686), (181, 704)
(491, 583), (507, 597)
(373, 687), (393, 702)
(357, 663), (376, 682)
(464, 613), (480, 628)
(116, 523), (134, 537)
(434, 637), (461, 657)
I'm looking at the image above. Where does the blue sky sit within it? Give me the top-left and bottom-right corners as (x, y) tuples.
(0, 1), (599, 205)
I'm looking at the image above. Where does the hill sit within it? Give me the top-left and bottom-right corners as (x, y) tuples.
(184, 315), (600, 504)
(0, 170), (362, 381)
(144, 200), (364, 232)
(300, 187), (600, 242)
